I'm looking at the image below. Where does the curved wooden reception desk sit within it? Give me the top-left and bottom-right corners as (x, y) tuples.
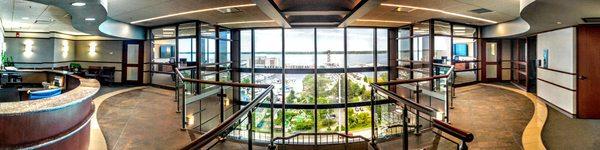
(0, 70), (100, 149)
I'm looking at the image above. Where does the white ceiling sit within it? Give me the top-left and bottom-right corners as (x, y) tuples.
(0, 0), (87, 35)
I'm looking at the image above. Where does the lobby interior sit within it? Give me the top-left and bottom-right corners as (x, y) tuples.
(1, 0), (600, 150)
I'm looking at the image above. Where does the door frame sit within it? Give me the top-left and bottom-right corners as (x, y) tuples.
(481, 39), (502, 82)
(122, 40), (144, 84)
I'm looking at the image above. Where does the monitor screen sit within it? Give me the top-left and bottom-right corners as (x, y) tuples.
(453, 44), (468, 56)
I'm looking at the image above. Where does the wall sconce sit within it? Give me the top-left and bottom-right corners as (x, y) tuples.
(89, 42), (97, 56)
(23, 39), (34, 58)
(224, 97), (230, 107)
(62, 40), (69, 58)
(186, 114), (194, 126)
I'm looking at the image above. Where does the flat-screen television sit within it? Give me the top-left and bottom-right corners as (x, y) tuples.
(453, 43), (468, 56)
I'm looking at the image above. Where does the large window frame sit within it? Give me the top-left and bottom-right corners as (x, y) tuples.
(236, 27), (393, 138)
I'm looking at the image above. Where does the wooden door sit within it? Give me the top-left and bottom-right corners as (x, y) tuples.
(481, 40), (502, 82)
(122, 41), (144, 84)
(577, 25), (600, 118)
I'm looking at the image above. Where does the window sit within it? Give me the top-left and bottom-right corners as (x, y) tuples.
(255, 29), (282, 68)
(317, 28), (344, 68)
(285, 28), (314, 68)
(347, 28), (374, 67)
(377, 29), (388, 67)
(240, 30), (252, 68)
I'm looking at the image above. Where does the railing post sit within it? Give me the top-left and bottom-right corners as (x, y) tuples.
(181, 80), (187, 130)
(459, 141), (469, 150)
(370, 87), (376, 142)
(445, 79), (450, 123)
(248, 109), (253, 150)
(269, 91), (275, 149)
(414, 82), (421, 135)
(402, 105), (409, 150)
(176, 76), (181, 113)
(220, 86), (224, 123)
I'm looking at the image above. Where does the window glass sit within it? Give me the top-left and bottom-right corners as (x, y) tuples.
(255, 29), (282, 68)
(377, 29), (388, 67)
(178, 38), (196, 63)
(240, 30), (252, 68)
(434, 21), (451, 35)
(453, 25), (477, 37)
(152, 26), (176, 39)
(201, 23), (216, 37)
(317, 28), (344, 68)
(347, 28), (374, 67)
(178, 23), (196, 37)
(285, 28), (314, 68)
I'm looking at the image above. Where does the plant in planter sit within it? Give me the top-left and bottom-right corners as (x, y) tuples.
(1, 54), (14, 67)
(69, 63), (81, 72)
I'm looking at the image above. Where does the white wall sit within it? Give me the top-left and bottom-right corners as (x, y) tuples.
(536, 27), (577, 114)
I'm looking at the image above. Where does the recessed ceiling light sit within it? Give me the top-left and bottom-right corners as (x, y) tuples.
(21, 17), (30, 20)
(556, 21), (562, 24)
(85, 18), (96, 21)
(71, 2), (86, 7)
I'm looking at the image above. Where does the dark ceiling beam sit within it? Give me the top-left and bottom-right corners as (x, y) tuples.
(252, 0), (291, 28)
(283, 11), (350, 16)
(338, 0), (382, 27)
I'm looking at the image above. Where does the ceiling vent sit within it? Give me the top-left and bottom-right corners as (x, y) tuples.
(217, 7), (242, 14)
(469, 8), (493, 14)
(582, 17), (600, 23)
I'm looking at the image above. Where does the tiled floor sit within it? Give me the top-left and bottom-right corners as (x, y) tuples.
(97, 87), (190, 150)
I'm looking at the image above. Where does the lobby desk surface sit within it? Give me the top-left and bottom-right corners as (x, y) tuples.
(0, 70), (100, 115)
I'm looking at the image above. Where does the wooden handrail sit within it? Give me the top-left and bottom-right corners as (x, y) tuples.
(432, 119), (474, 142)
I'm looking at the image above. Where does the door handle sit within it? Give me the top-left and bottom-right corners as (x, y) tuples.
(579, 75), (587, 80)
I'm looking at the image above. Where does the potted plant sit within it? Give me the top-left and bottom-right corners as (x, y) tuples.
(69, 63), (81, 72)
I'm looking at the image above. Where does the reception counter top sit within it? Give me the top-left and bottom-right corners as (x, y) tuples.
(0, 69), (100, 149)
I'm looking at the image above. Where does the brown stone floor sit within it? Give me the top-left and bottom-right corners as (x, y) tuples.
(97, 87), (190, 150)
(97, 84), (534, 150)
(378, 83), (534, 149)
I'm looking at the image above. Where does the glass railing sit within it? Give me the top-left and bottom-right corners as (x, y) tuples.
(176, 68), (276, 149)
(370, 65), (474, 150)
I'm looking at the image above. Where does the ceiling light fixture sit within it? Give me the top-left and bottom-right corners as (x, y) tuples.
(21, 17), (30, 20)
(131, 4), (257, 24)
(71, 2), (86, 7)
(381, 3), (498, 24)
(217, 20), (275, 25)
(85, 18), (96, 21)
(355, 19), (411, 24)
